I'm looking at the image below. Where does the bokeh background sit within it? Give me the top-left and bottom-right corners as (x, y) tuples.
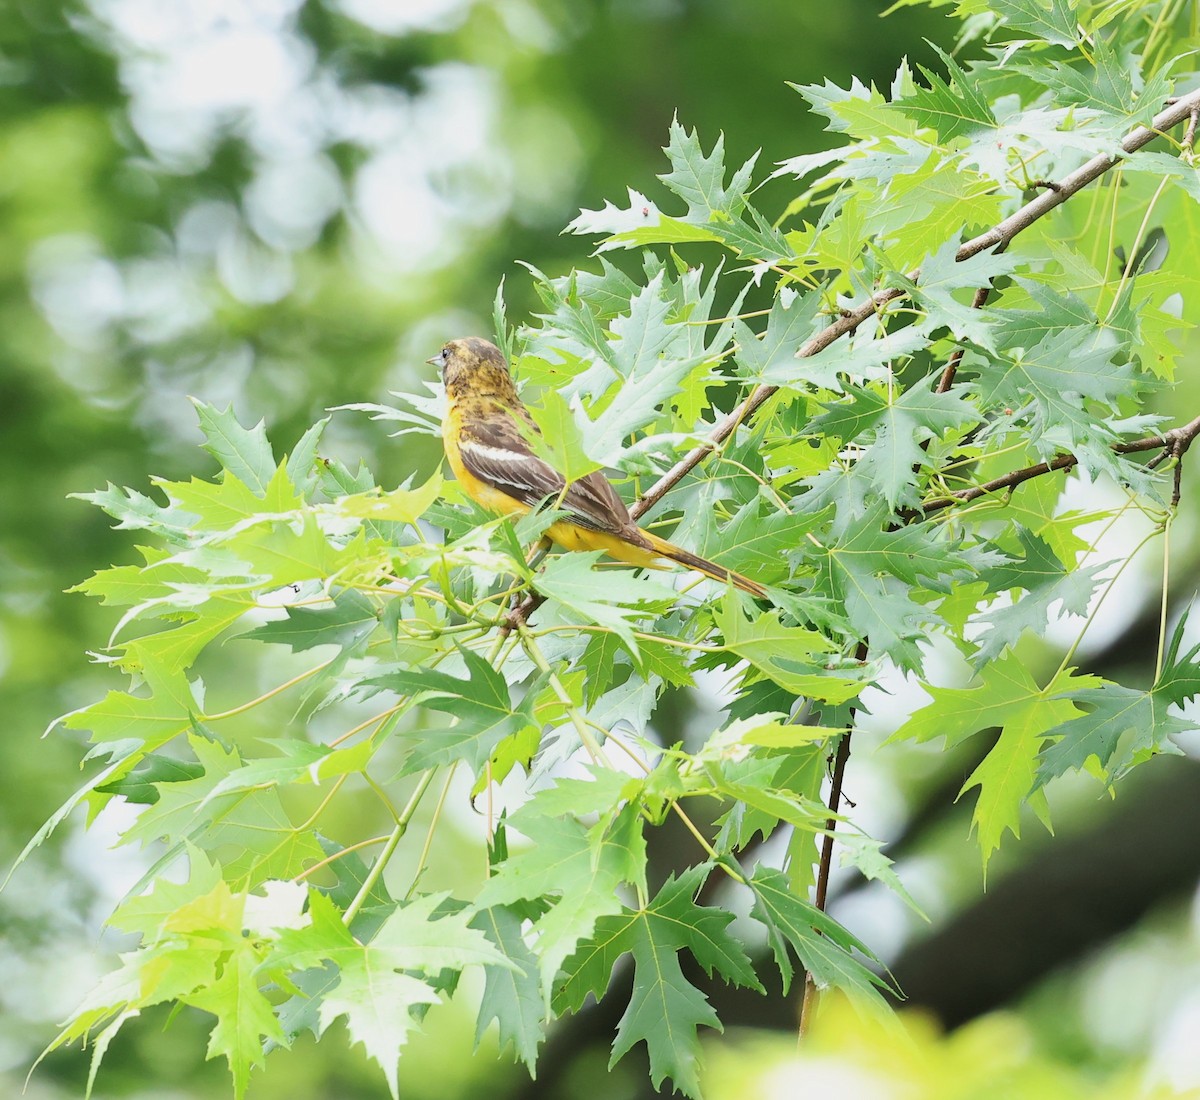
(4, 2), (1200, 1098)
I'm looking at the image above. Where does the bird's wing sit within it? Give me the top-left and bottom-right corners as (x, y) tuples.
(459, 414), (640, 538)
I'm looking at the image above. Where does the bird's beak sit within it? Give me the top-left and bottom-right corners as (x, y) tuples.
(426, 352), (444, 368)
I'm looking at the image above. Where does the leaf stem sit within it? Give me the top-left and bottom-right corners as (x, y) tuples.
(298, 774), (349, 830)
(203, 660), (333, 721)
(343, 769), (437, 926)
(404, 766), (457, 901)
(1156, 515), (1173, 682)
(517, 624), (609, 764)
(527, 623), (723, 653)
(292, 833), (393, 882)
(328, 702), (405, 749)
(1051, 499), (1151, 680)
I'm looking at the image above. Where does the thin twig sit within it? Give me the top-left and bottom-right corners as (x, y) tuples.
(1181, 106), (1198, 157)
(956, 90), (1200, 261)
(922, 412), (1200, 515)
(936, 285), (993, 393)
(343, 769), (437, 926)
(798, 639), (866, 1037)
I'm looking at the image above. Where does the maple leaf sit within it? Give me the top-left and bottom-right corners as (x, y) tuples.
(893, 655), (1099, 867)
(1039, 611), (1200, 782)
(477, 804), (647, 994)
(974, 527), (1109, 663)
(556, 868), (761, 1098)
(363, 645), (542, 777)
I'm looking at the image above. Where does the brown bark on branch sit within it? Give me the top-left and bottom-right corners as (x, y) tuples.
(922, 412), (1200, 515)
(635, 88), (1200, 521)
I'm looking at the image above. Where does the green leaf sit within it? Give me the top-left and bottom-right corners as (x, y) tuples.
(233, 516), (370, 587)
(190, 399), (277, 496)
(895, 45), (997, 143)
(838, 833), (925, 917)
(336, 472), (444, 526)
(285, 416), (330, 498)
(3, 741), (142, 889)
(810, 376), (977, 509)
(660, 118), (757, 223)
(1018, 36), (1171, 135)
(520, 766), (641, 821)
(122, 733), (324, 886)
(709, 744), (827, 852)
(576, 273), (710, 465)
(117, 590), (252, 678)
(567, 187), (666, 242)
(271, 892), (509, 1099)
(63, 658), (197, 750)
(579, 629), (626, 707)
(524, 389), (604, 483)
(714, 600), (863, 703)
(471, 905), (545, 1069)
(993, 0), (1080, 47)
(242, 589), (379, 653)
(556, 868), (761, 1098)
(895, 236), (1021, 350)
(748, 865), (891, 1007)
(792, 76), (918, 140)
(533, 551), (676, 650)
(96, 751), (206, 806)
(478, 804), (647, 992)
(975, 528), (1108, 662)
(314, 836), (396, 938)
(186, 941), (286, 1100)
(109, 846), (223, 934)
(202, 738), (376, 802)
(72, 482), (189, 534)
(1039, 620), (1200, 781)
(811, 505), (970, 671)
(893, 656), (1093, 868)
(156, 463), (303, 531)
(768, 323), (927, 393)
(364, 646), (539, 777)
(696, 498), (831, 584)
(71, 553), (209, 607)
(732, 289), (824, 380)
(709, 764), (829, 837)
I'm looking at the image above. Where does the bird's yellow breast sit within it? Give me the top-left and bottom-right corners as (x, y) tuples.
(443, 402), (528, 519)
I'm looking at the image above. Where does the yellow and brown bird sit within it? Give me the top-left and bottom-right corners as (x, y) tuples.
(432, 337), (766, 598)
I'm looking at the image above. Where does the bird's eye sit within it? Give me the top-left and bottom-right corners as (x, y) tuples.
(441, 345), (453, 360)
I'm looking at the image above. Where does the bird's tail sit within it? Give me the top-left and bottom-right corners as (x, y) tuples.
(642, 531), (768, 599)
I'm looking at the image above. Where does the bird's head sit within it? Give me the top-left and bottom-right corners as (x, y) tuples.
(428, 337), (515, 402)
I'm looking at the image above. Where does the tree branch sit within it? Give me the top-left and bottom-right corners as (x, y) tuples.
(936, 285), (992, 393)
(632, 88), (1200, 523)
(798, 638), (867, 1036)
(957, 90), (1200, 260)
(505, 88), (1200, 625)
(1182, 105), (1199, 157)
(922, 412), (1200, 515)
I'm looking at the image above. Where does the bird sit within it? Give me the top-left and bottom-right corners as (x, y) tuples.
(431, 336), (767, 598)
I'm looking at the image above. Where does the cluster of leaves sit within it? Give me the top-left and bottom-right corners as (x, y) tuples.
(21, 0), (1200, 1096)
